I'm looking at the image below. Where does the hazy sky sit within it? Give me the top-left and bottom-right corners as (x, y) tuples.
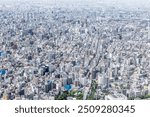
(0, 0), (150, 9)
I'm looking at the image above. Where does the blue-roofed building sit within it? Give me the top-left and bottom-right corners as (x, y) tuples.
(0, 69), (7, 75)
(64, 85), (72, 91)
(0, 51), (6, 57)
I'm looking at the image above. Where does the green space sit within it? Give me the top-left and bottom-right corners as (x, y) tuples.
(55, 90), (83, 100)
(139, 94), (150, 99)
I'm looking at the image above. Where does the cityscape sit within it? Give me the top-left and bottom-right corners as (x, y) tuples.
(0, 0), (150, 100)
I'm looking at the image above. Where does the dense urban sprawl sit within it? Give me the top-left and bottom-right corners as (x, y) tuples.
(0, 1), (150, 100)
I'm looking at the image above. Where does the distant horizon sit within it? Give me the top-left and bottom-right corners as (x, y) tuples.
(0, 0), (150, 10)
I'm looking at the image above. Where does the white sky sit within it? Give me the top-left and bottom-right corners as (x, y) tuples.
(0, 0), (150, 9)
